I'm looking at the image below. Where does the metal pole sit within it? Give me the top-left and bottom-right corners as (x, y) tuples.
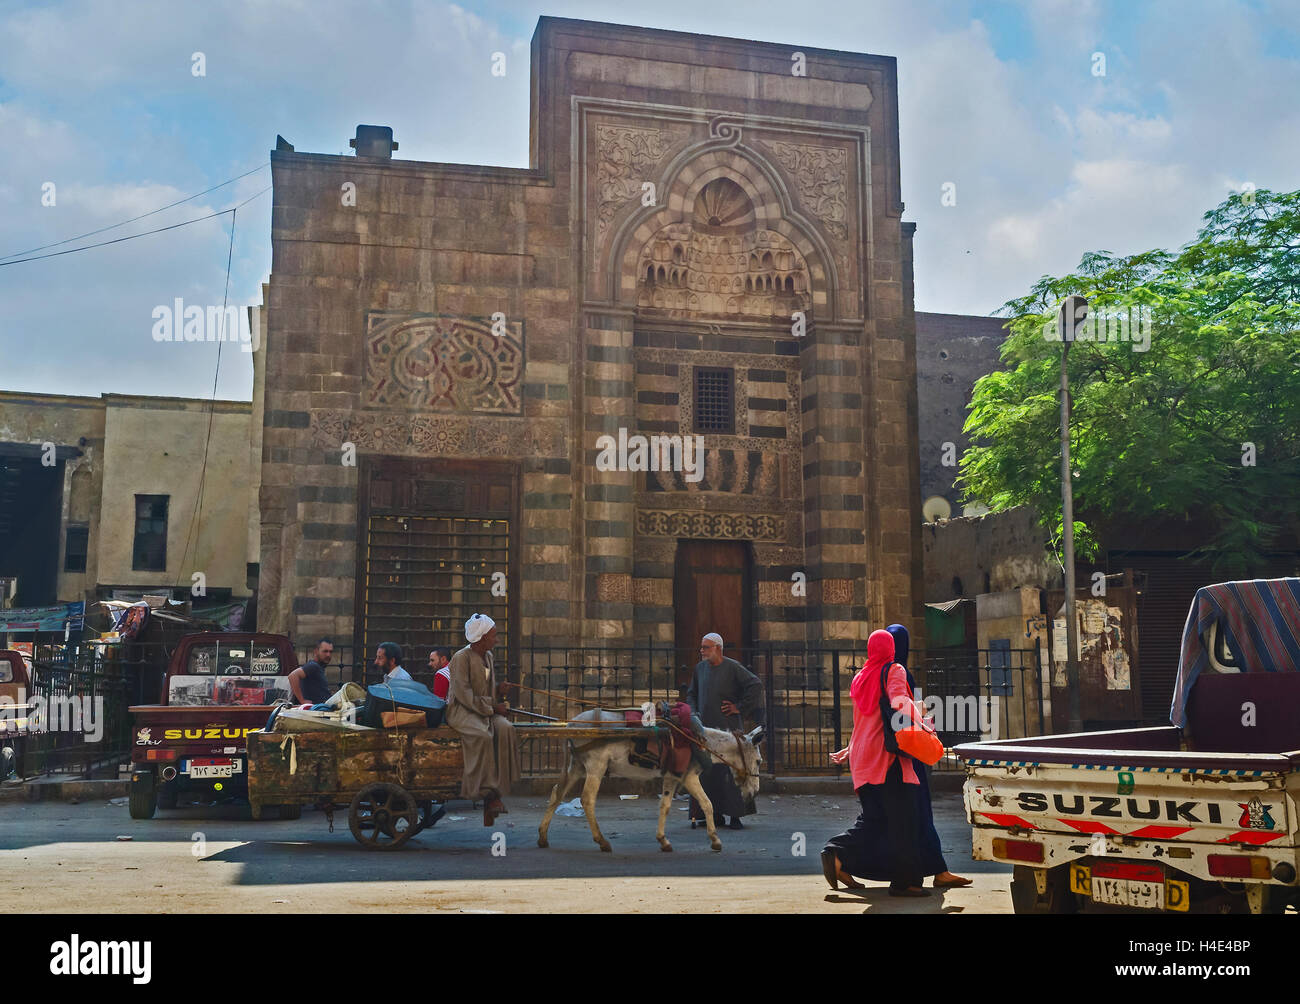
(1061, 340), (1082, 733)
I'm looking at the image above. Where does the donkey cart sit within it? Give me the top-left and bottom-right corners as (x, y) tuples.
(246, 721), (671, 850)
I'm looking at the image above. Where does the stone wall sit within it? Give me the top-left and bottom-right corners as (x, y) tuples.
(914, 311), (1007, 511)
(922, 506), (1054, 604)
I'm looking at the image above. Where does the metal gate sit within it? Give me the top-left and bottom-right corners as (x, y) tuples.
(356, 458), (517, 681)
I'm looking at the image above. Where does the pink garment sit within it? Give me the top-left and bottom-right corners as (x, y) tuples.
(848, 629), (923, 788)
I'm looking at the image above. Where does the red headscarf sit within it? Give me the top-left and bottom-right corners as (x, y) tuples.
(864, 628), (895, 676)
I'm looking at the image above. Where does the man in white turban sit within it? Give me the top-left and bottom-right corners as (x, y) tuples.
(445, 613), (520, 825)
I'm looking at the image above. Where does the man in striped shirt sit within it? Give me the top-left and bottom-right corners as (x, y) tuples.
(428, 647), (453, 700)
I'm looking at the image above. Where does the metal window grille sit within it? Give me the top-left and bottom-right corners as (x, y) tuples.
(362, 515), (511, 682)
(693, 366), (734, 433)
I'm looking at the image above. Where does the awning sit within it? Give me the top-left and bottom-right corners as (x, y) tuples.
(925, 598), (973, 648)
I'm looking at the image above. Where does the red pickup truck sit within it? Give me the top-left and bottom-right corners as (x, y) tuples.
(128, 633), (299, 820)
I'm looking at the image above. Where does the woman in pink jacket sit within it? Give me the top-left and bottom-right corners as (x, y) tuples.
(821, 629), (929, 896)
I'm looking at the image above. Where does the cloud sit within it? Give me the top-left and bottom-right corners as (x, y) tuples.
(0, 0), (1297, 399)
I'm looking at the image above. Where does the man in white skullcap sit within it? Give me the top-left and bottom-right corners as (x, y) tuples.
(445, 613), (520, 826)
(686, 632), (766, 830)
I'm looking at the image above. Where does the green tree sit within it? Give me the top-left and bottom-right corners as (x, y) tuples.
(960, 188), (1300, 572)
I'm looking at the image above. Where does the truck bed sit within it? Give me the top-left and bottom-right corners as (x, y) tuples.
(955, 727), (1300, 775)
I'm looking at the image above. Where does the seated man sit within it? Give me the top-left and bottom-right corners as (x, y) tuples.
(373, 642), (412, 684)
(445, 614), (520, 827)
(287, 638), (334, 706)
(428, 647), (453, 700)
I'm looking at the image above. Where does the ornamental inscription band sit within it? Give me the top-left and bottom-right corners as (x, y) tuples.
(636, 509), (784, 541)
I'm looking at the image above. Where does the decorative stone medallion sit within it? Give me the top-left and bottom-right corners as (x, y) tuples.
(363, 313), (524, 414)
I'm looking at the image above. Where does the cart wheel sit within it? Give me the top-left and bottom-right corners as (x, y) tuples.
(349, 783), (419, 850)
(280, 802), (302, 820)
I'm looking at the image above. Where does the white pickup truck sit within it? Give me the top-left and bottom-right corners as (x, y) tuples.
(955, 578), (1300, 915)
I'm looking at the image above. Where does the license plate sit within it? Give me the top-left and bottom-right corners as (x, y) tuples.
(1070, 863), (1189, 912)
(187, 760), (241, 778)
(1092, 876), (1165, 909)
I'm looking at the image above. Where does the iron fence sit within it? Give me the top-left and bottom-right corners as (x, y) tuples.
(3, 638), (1043, 782)
(508, 642), (1044, 777)
(12, 642), (133, 778)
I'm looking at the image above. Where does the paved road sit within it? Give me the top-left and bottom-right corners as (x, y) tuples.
(0, 787), (1013, 913)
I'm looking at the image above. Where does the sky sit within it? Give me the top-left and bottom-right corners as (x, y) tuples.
(1, 0), (1297, 401)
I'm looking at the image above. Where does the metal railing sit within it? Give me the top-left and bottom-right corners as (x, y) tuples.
(3, 638), (1042, 781)
(11, 643), (133, 778)
(507, 642), (1044, 777)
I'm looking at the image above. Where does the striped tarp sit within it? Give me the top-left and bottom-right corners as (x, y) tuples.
(1170, 578), (1300, 727)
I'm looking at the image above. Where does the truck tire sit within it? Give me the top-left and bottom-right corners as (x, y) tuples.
(1011, 864), (1078, 914)
(279, 803), (302, 820)
(128, 773), (157, 820)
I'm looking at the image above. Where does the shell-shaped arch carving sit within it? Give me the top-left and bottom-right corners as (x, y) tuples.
(607, 145), (837, 322)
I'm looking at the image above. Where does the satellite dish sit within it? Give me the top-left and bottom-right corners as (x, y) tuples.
(922, 496), (952, 523)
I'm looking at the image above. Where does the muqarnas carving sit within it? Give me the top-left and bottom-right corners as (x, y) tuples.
(364, 313), (524, 414)
(636, 178), (810, 320)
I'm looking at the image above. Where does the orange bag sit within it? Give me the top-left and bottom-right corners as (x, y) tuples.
(895, 721), (944, 766)
(879, 661), (945, 766)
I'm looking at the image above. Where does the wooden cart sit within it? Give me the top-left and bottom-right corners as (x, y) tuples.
(247, 726), (464, 849)
(247, 721), (663, 849)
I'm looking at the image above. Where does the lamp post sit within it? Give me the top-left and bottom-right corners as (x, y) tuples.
(1057, 295), (1087, 734)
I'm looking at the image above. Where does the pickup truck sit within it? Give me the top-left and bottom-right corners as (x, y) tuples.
(127, 633), (298, 820)
(956, 578), (1300, 915)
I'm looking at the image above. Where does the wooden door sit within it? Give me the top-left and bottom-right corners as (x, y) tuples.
(674, 540), (752, 686)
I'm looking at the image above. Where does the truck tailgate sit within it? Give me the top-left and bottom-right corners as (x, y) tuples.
(965, 759), (1296, 847)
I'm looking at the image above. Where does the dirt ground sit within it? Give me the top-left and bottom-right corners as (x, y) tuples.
(1, 786), (1013, 913)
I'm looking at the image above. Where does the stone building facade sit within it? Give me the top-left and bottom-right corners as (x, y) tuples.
(258, 17), (923, 668)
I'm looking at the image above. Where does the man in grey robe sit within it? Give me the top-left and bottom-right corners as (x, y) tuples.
(685, 632), (766, 829)
(445, 613), (520, 826)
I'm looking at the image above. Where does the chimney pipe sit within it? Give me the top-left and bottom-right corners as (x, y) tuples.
(350, 125), (398, 159)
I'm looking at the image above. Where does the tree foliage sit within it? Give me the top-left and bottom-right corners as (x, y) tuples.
(959, 189), (1300, 572)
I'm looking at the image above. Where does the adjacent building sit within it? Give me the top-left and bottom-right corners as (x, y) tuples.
(0, 391), (260, 624)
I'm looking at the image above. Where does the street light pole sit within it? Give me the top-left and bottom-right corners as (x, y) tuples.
(1058, 296), (1086, 734)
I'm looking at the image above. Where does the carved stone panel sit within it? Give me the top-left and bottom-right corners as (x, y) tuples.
(595, 124), (675, 242)
(363, 313), (524, 414)
(311, 410), (565, 459)
(762, 140), (850, 242)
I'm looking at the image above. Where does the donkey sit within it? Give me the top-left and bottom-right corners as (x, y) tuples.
(537, 708), (763, 853)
